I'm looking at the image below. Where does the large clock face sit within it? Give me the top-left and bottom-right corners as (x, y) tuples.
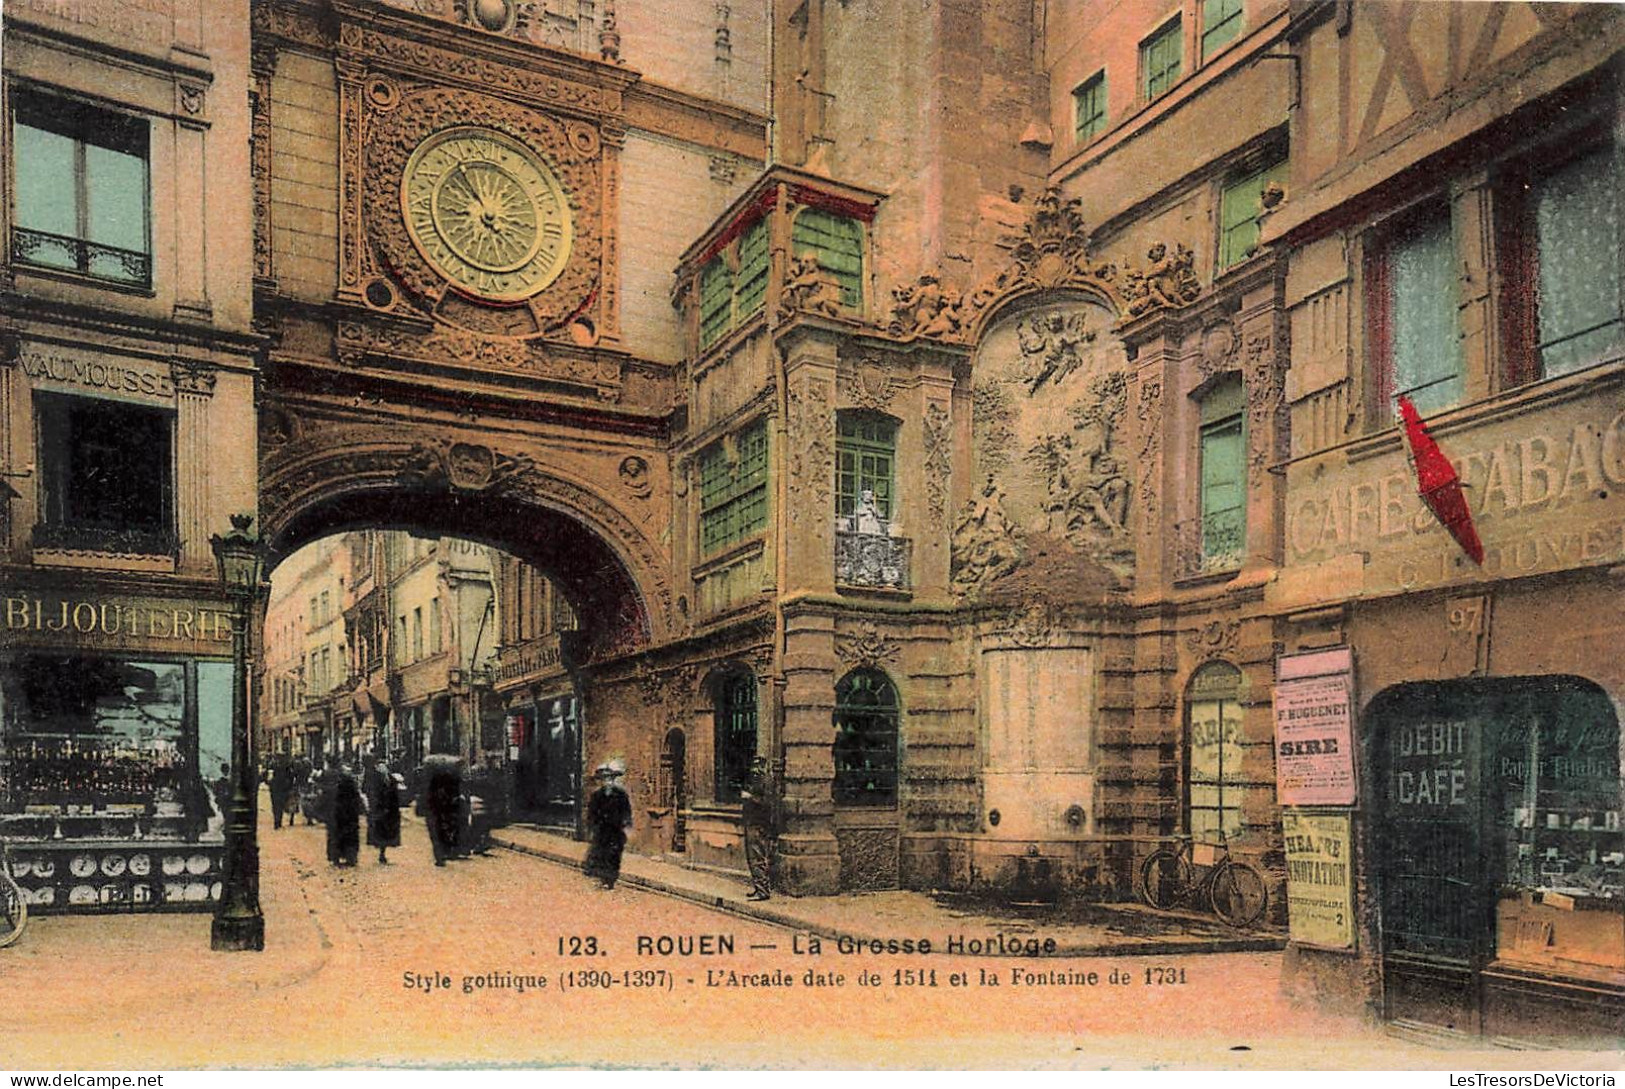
(400, 126), (574, 303)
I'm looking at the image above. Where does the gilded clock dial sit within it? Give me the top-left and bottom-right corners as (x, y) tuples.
(401, 127), (574, 303)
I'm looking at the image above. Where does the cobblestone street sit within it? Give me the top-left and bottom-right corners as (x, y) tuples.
(4, 804), (1617, 1070)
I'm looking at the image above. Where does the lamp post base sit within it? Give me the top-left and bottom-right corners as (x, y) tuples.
(210, 912), (265, 952)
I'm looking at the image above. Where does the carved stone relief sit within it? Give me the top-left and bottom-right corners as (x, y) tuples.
(836, 356), (897, 413)
(888, 274), (966, 340)
(835, 621), (901, 671)
(922, 402), (952, 530)
(1120, 243), (1202, 316)
(1134, 377), (1163, 519)
(1184, 618), (1240, 662)
(970, 298), (1135, 581)
(786, 378), (833, 524)
(950, 474), (1024, 594)
(1244, 324), (1288, 480)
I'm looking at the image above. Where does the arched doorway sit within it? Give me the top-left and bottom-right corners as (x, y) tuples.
(833, 667), (901, 891)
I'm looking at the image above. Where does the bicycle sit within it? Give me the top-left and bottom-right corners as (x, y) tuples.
(1139, 835), (1268, 928)
(1, 841), (28, 948)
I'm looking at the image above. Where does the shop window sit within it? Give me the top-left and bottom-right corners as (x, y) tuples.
(836, 411), (897, 523)
(34, 392), (174, 555)
(1186, 662), (1244, 840)
(1140, 17), (1183, 102)
(1502, 142), (1624, 385)
(1371, 678), (1621, 994)
(0, 655), (228, 841)
(790, 209), (863, 309)
(713, 667), (758, 804)
(833, 669), (899, 806)
(1218, 153), (1287, 269)
(1201, 0), (1244, 62)
(698, 419), (769, 554)
(1197, 376), (1246, 571)
(1073, 71), (1108, 145)
(1367, 203), (1463, 417)
(10, 86), (150, 287)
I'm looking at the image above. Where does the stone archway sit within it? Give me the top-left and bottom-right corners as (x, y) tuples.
(259, 412), (674, 660)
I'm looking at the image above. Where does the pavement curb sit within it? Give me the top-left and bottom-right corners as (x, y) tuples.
(492, 832), (1286, 958)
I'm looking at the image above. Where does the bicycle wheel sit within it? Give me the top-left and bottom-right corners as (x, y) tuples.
(0, 873), (26, 949)
(1139, 848), (1191, 911)
(1209, 859), (1268, 928)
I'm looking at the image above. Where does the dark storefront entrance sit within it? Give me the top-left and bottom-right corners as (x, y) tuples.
(510, 693), (581, 829)
(1371, 676), (1622, 1039)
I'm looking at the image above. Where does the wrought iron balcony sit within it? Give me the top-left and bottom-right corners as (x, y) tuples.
(835, 524), (912, 591)
(32, 521), (177, 557)
(1172, 508), (1245, 581)
(12, 227), (151, 288)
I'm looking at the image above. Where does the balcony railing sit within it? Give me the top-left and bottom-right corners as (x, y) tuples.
(835, 523), (912, 591)
(1173, 508), (1245, 581)
(32, 521), (177, 557)
(12, 227), (151, 288)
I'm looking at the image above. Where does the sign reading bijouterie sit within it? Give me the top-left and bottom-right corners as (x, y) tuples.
(1273, 647), (1356, 806)
(1, 591), (236, 653)
(1282, 810), (1355, 950)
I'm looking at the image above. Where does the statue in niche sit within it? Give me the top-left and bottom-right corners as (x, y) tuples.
(951, 475), (1024, 592)
(1121, 242), (1201, 316)
(1015, 310), (1095, 394)
(888, 273), (964, 339)
(850, 488), (887, 536)
(781, 253), (844, 318)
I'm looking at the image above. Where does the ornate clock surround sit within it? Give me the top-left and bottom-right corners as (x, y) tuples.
(366, 82), (605, 341)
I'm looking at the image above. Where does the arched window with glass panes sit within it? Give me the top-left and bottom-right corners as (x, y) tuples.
(1186, 661), (1244, 840)
(713, 666), (758, 804)
(833, 668), (899, 806)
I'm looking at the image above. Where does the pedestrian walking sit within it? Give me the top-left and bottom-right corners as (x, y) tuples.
(741, 755), (778, 901)
(327, 766), (362, 867)
(583, 760), (632, 890)
(367, 761), (402, 864)
(268, 759), (293, 831)
(422, 757), (463, 867)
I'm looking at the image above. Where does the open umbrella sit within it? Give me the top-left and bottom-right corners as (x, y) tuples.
(1397, 394), (1484, 565)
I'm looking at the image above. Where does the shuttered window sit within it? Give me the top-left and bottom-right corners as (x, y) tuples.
(1219, 155), (1287, 269)
(1198, 376), (1245, 570)
(1201, 0), (1244, 62)
(699, 420), (770, 554)
(1073, 72), (1108, 144)
(1141, 18), (1183, 102)
(791, 209), (863, 308)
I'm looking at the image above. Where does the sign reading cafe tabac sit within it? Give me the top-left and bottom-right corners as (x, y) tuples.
(1273, 647), (1356, 806)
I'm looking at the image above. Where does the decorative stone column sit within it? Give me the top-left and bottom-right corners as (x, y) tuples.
(172, 361), (217, 576)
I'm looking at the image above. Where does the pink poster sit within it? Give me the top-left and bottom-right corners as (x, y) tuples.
(1274, 649), (1357, 806)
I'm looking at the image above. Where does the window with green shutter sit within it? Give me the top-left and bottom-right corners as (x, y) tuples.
(1201, 0), (1244, 62)
(836, 412), (897, 521)
(1531, 145), (1623, 378)
(1073, 72), (1108, 144)
(699, 256), (734, 349)
(1219, 155), (1287, 269)
(1198, 376), (1245, 570)
(698, 420), (770, 554)
(1141, 17), (1183, 102)
(791, 209), (864, 308)
(734, 218), (770, 320)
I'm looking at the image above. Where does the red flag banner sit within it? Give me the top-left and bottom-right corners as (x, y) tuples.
(1397, 395), (1485, 565)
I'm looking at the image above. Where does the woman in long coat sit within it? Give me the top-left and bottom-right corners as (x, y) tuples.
(367, 762), (402, 864)
(583, 761), (632, 889)
(327, 768), (362, 867)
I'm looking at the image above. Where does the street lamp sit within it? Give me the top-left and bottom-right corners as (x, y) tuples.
(211, 512), (265, 951)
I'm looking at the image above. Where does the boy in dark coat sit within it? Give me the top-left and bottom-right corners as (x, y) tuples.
(583, 761), (632, 889)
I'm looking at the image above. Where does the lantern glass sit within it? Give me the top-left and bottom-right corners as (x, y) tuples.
(212, 514), (263, 594)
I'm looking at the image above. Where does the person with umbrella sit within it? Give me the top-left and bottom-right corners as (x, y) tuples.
(583, 760), (633, 890)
